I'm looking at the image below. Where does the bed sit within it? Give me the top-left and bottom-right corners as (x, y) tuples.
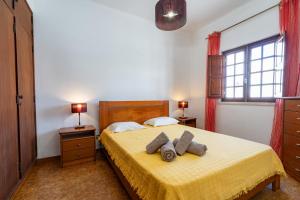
(98, 100), (285, 200)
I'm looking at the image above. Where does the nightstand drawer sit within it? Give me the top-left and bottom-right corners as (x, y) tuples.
(63, 136), (94, 152)
(283, 150), (300, 165)
(284, 122), (300, 137)
(59, 125), (96, 167)
(284, 160), (300, 182)
(186, 121), (196, 127)
(179, 121), (196, 128)
(177, 117), (197, 128)
(284, 134), (300, 153)
(63, 148), (94, 162)
(284, 111), (300, 125)
(285, 100), (300, 112)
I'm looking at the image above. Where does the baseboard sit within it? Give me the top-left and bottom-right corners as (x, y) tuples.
(35, 151), (101, 164)
(36, 155), (60, 164)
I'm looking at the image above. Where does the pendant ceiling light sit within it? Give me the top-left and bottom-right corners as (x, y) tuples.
(155, 0), (186, 31)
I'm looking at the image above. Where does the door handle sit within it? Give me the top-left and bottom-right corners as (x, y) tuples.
(16, 95), (23, 105)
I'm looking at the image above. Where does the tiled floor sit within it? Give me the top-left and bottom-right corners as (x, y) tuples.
(12, 153), (300, 200)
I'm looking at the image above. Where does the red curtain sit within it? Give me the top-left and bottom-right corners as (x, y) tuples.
(270, 99), (284, 157)
(280, 0), (300, 96)
(270, 0), (300, 157)
(205, 32), (221, 132)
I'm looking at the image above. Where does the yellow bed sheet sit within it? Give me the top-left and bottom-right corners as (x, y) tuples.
(100, 124), (285, 200)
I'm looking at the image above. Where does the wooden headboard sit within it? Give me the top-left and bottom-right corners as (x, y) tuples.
(99, 100), (169, 132)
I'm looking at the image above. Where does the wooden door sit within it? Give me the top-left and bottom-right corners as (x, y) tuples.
(3, 0), (14, 10)
(0, 0), (20, 199)
(14, 0), (32, 36)
(15, 10), (36, 176)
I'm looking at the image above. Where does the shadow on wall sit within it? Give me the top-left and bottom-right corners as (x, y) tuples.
(37, 97), (195, 158)
(64, 102), (98, 130)
(39, 103), (69, 122)
(36, 98), (99, 158)
(167, 31), (194, 120)
(38, 100), (98, 128)
(170, 99), (192, 119)
(37, 130), (60, 159)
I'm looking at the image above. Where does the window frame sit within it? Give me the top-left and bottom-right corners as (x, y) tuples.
(222, 34), (283, 102)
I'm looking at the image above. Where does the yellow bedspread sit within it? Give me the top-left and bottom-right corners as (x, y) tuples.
(100, 125), (285, 200)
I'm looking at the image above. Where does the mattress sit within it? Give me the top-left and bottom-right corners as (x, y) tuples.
(100, 124), (285, 200)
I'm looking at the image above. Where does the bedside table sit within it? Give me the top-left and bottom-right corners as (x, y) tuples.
(177, 117), (197, 128)
(59, 125), (96, 167)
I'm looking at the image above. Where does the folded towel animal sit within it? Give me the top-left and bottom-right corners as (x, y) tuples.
(174, 130), (194, 156)
(160, 141), (177, 162)
(173, 138), (207, 156)
(146, 132), (169, 154)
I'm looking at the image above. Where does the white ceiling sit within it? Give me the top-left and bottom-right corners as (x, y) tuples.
(94, 0), (252, 29)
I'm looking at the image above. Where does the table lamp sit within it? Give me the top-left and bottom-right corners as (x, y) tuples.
(178, 101), (188, 119)
(71, 103), (87, 129)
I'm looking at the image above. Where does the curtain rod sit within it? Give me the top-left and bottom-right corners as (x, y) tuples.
(205, 3), (280, 40)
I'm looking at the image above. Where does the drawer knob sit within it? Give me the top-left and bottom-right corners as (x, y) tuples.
(296, 168), (300, 172)
(296, 156), (300, 159)
(297, 105), (300, 107)
(297, 131), (300, 133)
(296, 118), (300, 120)
(297, 144), (300, 147)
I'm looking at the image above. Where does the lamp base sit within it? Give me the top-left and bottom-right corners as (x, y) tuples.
(75, 125), (85, 129)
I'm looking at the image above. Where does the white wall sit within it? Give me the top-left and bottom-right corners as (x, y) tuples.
(28, 0), (281, 158)
(188, 0), (280, 144)
(28, 0), (189, 158)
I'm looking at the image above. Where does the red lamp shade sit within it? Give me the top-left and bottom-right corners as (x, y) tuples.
(71, 103), (87, 113)
(178, 101), (188, 109)
(155, 0), (186, 31)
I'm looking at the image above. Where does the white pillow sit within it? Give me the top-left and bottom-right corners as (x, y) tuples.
(107, 122), (145, 133)
(144, 117), (179, 127)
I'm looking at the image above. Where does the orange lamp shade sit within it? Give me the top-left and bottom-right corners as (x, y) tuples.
(178, 101), (188, 109)
(71, 103), (87, 113)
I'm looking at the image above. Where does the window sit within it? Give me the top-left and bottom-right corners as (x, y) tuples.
(223, 35), (285, 102)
